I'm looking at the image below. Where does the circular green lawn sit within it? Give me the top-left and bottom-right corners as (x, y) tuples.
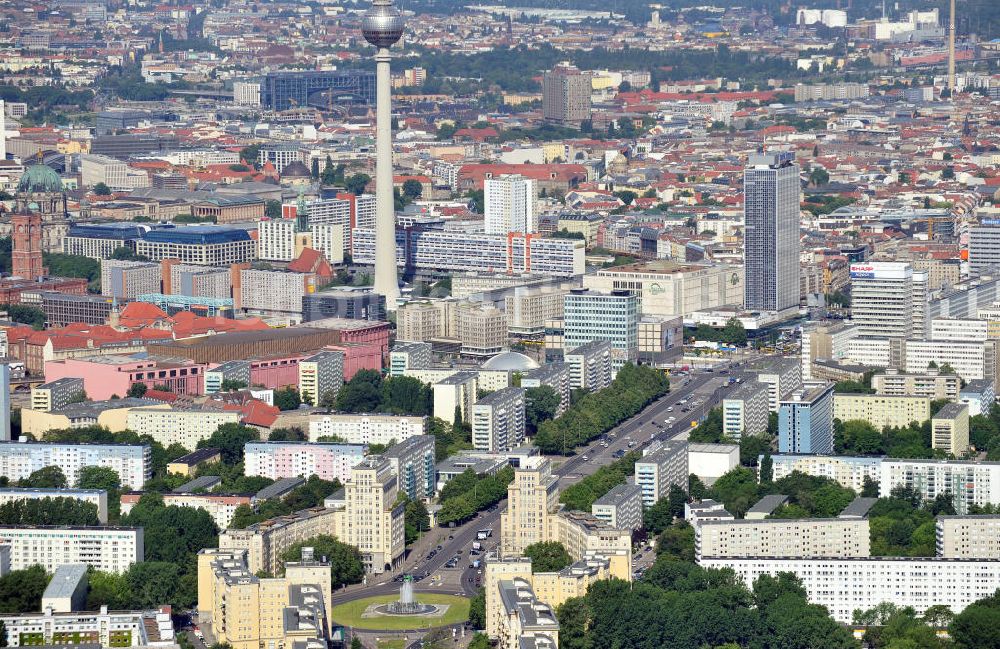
(330, 593), (470, 630)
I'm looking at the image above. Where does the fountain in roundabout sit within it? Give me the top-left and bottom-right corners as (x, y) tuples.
(381, 576), (437, 615)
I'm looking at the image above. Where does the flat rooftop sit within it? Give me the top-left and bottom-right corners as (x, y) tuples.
(43, 564), (88, 600)
(597, 259), (717, 275)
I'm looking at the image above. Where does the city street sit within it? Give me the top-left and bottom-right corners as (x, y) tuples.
(332, 360), (752, 606)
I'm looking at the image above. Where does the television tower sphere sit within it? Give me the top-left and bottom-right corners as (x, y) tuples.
(362, 0), (405, 48)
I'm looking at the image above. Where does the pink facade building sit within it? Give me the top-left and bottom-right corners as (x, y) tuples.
(243, 441), (366, 483)
(309, 318), (391, 366)
(44, 354), (206, 400)
(249, 354), (306, 390)
(325, 343), (382, 381)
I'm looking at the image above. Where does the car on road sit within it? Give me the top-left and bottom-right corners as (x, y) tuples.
(581, 455), (589, 461)
(666, 406), (673, 412)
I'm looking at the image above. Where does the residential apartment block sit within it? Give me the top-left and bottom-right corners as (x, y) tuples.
(563, 340), (613, 391)
(721, 380), (769, 439)
(871, 369), (962, 401)
(521, 363), (570, 417)
(100, 260), (161, 300)
(126, 408), (240, 449)
(634, 441), (689, 507)
(383, 435), (436, 500)
(219, 507), (338, 575)
(197, 548), (331, 649)
(695, 518), (871, 560)
(0, 606), (176, 649)
(0, 487), (108, 524)
(31, 377), (85, 412)
(931, 403), (970, 455)
(936, 516), (1000, 558)
(591, 483), (643, 532)
(298, 351), (344, 406)
(472, 387), (527, 453)
(307, 413), (426, 445)
(244, 442), (366, 484)
(121, 492), (252, 529)
(500, 459), (560, 557)
(778, 383), (834, 454)
(0, 442), (151, 489)
(833, 393), (931, 429)
(700, 556), (1000, 623)
(0, 526), (142, 573)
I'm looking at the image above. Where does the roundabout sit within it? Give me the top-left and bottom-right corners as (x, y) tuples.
(330, 593), (470, 631)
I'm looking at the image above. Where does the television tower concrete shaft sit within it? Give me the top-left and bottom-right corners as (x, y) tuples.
(947, 0), (956, 94)
(363, 0), (404, 309)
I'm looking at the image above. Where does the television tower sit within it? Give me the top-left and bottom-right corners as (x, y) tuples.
(363, 0), (404, 309)
(947, 0), (956, 94)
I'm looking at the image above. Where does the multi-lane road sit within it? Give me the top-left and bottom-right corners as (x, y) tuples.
(331, 360), (754, 606)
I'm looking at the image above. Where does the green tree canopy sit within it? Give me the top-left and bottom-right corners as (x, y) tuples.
(0, 497), (99, 526)
(19, 465), (68, 489)
(280, 535), (364, 588)
(77, 466), (121, 492)
(344, 173), (371, 196)
(524, 541), (573, 573)
(197, 423), (259, 464)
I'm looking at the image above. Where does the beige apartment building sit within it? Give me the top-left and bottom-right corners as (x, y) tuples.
(491, 578), (558, 649)
(485, 556), (609, 643)
(500, 459), (560, 557)
(695, 518), (871, 559)
(499, 459), (632, 579)
(331, 456), (405, 574)
(396, 300), (453, 341)
(931, 403), (970, 455)
(197, 548), (331, 649)
(505, 287), (566, 336)
(455, 302), (508, 356)
(833, 393), (932, 429)
(936, 516), (1000, 558)
(218, 507), (339, 575)
(871, 369), (962, 401)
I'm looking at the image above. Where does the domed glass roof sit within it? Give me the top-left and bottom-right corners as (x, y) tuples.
(482, 351), (540, 372)
(17, 165), (63, 194)
(281, 161), (311, 178)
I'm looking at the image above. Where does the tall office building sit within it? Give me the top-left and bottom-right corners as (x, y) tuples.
(849, 262), (929, 338)
(563, 289), (639, 369)
(778, 382), (835, 454)
(485, 175), (537, 235)
(743, 152), (801, 312)
(543, 64), (591, 126)
(968, 221), (1000, 271)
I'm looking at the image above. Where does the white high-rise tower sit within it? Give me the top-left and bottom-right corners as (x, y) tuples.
(485, 174), (537, 235)
(363, 0), (404, 309)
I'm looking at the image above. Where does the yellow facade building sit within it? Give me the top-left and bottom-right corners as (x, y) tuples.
(833, 393), (932, 429)
(499, 459), (632, 579)
(197, 548), (332, 649)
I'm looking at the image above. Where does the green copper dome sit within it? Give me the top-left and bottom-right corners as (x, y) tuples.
(17, 165), (63, 193)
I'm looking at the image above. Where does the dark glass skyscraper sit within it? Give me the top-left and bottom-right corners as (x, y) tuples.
(743, 152), (801, 312)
